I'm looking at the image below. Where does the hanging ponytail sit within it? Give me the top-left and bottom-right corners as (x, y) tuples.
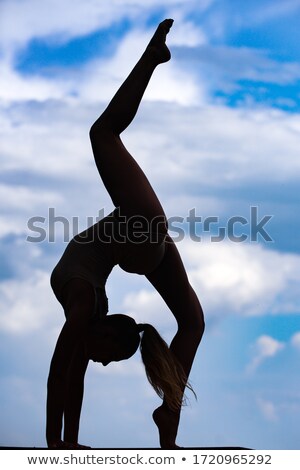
(137, 323), (196, 411)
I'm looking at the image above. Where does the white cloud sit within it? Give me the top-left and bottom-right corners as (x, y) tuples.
(247, 335), (285, 373)
(0, 100), (94, 178)
(1, 0), (300, 451)
(0, 62), (71, 102)
(0, 1), (299, 336)
(118, 240), (300, 340)
(1, 4), (300, 192)
(245, 0), (300, 26)
(181, 239), (300, 318)
(163, 194), (227, 220)
(291, 332), (300, 350)
(0, 0), (126, 52)
(0, 183), (62, 212)
(187, 45), (300, 86)
(0, 18), (203, 104)
(0, 270), (59, 334)
(257, 397), (278, 422)
(167, 17), (207, 47)
(129, 103), (300, 189)
(5, 101), (300, 190)
(89, 356), (144, 377)
(0, 2), (210, 105)
(1, 237), (298, 340)
(122, 288), (177, 332)
(74, 26), (202, 106)
(1, 92), (300, 328)
(0, 0), (213, 55)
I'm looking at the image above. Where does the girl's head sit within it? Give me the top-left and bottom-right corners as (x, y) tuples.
(85, 314), (141, 366)
(85, 313), (195, 411)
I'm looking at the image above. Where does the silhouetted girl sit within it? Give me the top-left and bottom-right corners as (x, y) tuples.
(47, 19), (204, 449)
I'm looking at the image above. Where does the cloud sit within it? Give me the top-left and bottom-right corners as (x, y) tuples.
(175, 44), (300, 86)
(1, 0), (299, 110)
(120, 240), (300, 334)
(1, 56), (300, 330)
(0, 0), (213, 55)
(3, 100), (300, 193)
(129, 103), (300, 192)
(181, 239), (300, 318)
(1, 236), (299, 340)
(244, 0), (300, 26)
(291, 332), (300, 350)
(1, 0), (300, 451)
(167, 19), (207, 47)
(122, 288), (177, 333)
(0, 1), (210, 106)
(0, 100), (94, 179)
(0, 62), (72, 102)
(0, 269), (59, 334)
(257, 397), (278, 422)
(89, 356), (144, 377)
(0, 183), (62, 212)
(0, 13), (204, 104)
(1, 2), (300, 201)
(247, 335), (285, 373)
(77, 28), (202, 106)
(0, 0), (127, 52)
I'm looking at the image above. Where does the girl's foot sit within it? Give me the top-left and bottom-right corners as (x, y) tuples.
(152, 405), (181, 449)
(146, 19), (174, 64)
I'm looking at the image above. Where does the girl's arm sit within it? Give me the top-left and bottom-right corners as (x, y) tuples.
(63, 341), (89, 444)
(46, 317), (88, 447)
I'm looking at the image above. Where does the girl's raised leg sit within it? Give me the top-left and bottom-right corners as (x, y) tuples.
(89, 19), (173, 229)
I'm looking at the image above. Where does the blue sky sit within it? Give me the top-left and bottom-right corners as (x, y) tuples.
(0, 0), (300, 449)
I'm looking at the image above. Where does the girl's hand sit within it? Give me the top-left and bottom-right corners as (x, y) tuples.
(48, 439), (91, 449)
(67, 442), (92, 450)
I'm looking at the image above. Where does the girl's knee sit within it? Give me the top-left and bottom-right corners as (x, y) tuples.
(89, 117), (108, 142)
(89, 113), (119, 143)
(89, 118), (121, 160)
(179, 290), (205, 340)
(190, 304), (205, 340)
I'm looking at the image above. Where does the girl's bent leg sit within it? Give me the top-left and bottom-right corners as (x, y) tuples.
(146, 236), (205, 448)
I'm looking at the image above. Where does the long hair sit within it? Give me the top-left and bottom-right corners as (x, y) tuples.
(138, 323), (196, 411)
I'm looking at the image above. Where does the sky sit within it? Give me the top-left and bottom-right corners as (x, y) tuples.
(0, 0), (300, 450)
